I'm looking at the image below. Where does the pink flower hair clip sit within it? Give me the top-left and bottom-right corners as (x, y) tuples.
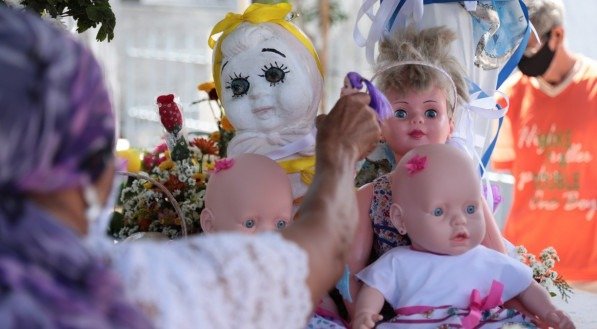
(214, 158), (234, 173)
(405, 155), (427, 175)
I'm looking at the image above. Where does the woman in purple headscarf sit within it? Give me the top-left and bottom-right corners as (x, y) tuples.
(0, 8), (153, 329)
(0, 6), (383, 329)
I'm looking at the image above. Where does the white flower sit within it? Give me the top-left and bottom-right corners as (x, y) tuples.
(4, 0), (24, 8)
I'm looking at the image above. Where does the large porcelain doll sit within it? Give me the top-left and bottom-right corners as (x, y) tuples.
(352, 144), (574, 329)
(208, 3), (323, 205)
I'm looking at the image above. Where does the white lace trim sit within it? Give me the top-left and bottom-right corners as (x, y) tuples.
(108, 232), (311, 329)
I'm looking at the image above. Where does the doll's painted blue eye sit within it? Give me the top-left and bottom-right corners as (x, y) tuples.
(425, 109), (438, 118)
(226, 73), (250, 97)
(259, 62), (289, 86)
(466, 205), (476, 214)
(433, 207), (444, 216)
(276, 219), (287, 230)
(243, 219), (256, 228)
(394, 109), (407, 118)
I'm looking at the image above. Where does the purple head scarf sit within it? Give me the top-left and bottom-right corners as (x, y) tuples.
(0, 8), (153, 328)
(0, 8), (115, 194)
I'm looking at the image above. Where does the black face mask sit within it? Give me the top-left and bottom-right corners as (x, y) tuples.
(517, 34), (555, 77)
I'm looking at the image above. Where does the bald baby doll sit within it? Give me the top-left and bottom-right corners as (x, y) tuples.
(200, 153), (293, 234)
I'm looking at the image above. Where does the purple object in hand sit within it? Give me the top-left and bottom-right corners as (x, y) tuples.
(346, 72), (393, 121)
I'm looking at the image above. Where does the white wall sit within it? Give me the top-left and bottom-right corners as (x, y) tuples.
(561, 0), (597, 58)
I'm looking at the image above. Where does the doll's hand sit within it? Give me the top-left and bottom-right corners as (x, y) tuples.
(353, 311), (383, 329)
(542, 309), (575, 329)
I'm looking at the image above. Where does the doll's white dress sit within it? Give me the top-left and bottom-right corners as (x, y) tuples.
(97, 232), (311, 329)
(357, 245), (535, 328)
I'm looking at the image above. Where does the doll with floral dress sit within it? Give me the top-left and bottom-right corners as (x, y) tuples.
(352, 144), (575, 329)
(344, 26), (507, 317)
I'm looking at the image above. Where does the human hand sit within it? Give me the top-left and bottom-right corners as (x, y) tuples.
(542, 309), (575, 329)
(340, 76), (360, 96)
(316, 92), (380, 164)
(352, 311), (383, 329)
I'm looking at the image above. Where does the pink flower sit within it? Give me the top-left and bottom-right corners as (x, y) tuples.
(405, 155), (427, 175)
(214, 158), (234, 173)
(154, 143), (168, 154)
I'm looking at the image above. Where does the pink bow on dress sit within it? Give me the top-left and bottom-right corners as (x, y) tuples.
(461, 280), (504, 329)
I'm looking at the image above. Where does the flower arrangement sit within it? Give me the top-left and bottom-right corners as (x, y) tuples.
(110, 82), (235, 239)
(515, 246), (573, 302)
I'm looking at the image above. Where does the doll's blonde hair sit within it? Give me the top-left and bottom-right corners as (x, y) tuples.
(209, 3), (322, 99)
(375, 26), (468, 117)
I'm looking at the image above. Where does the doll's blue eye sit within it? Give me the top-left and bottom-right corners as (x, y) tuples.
(243, 219), (256, 228)
(394, 109), (407, 118)
(276, 219), (287, 230)
(433, 208), (444, 216)
(466, 205), (476, 214)
(425, 109), (438, 118)
(226, 73), (250, 97)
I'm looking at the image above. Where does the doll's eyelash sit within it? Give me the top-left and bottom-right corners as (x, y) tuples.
(225, 72), (250, 98)
(258, 62), (290, 86)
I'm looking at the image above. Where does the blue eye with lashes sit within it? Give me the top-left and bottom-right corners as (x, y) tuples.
(243, 219), (255, 229)
(425, 109), (438, 118)
(466, 205), (476, 214)
(433, 207), (444, 216)
(276, 219), (287, 230)
(394, 109), (407, 118)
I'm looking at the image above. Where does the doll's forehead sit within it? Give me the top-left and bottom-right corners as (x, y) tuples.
(222, 26), (306, 62)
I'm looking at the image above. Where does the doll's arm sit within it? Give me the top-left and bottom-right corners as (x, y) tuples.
(480, 199), (507, 253)
(352, 284), (385, 329)
(517, 281), (575, 329)
(344, 184), (375, 316)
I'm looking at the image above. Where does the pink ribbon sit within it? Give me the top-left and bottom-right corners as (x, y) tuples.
(461, 280), (504, 329)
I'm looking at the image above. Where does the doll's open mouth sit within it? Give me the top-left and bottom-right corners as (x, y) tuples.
(408, 129), (425, 139)
(451, 232), (469, 241)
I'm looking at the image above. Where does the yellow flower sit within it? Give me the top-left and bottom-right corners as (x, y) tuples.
(205, 161), (215, 171)
(117, 149), (142, 173)
(198, 81), (219, 101)
(210, 131), (221, 142)
(193, 172), (206, 183)
(143, 181), (153, 189)
(220, 115), (235, 132)
(158, 159), (175, 171)
(197, 81), (216, 92)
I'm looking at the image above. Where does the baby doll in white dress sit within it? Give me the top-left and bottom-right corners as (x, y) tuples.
(353, 144), (575, 329)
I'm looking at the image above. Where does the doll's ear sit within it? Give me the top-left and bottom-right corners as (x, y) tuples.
(389, 203), (407, 235)
(200, 208), (215, 233)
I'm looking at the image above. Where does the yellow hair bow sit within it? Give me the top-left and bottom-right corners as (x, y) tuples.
(209, 2), (322, 99)
(277, 155), (316, 186)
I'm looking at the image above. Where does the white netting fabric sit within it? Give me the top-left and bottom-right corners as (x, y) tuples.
(108, 232), (311, 329)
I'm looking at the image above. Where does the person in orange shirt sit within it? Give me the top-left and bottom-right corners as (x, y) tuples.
(493, 0), (597, 287)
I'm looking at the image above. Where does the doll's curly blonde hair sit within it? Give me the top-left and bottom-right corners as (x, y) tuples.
(375, 26), (468, 118)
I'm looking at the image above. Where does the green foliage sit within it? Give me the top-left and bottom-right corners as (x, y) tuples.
(0, 0), (116, 42)
(299, 1), (348, 27)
